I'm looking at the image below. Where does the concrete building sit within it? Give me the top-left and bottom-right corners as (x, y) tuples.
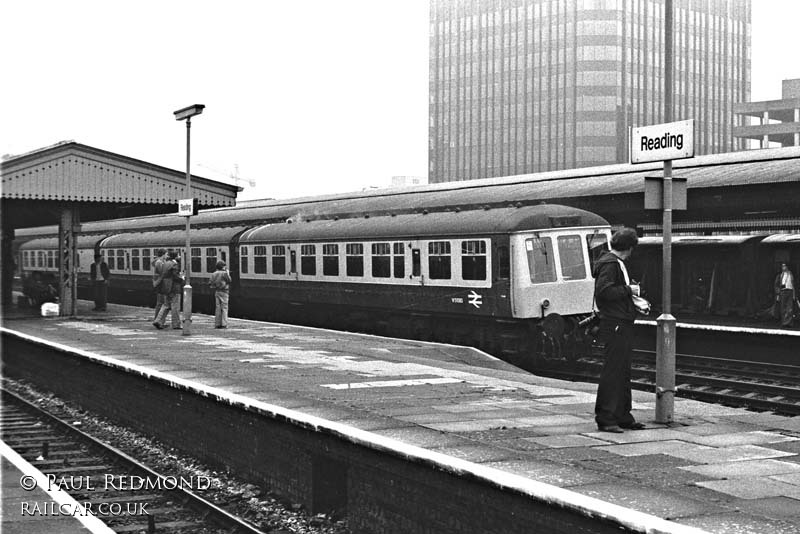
(734, 78), (800, 149)
(429, 0), (751, 183)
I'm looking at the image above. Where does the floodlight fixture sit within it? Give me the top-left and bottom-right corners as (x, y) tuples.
(174, 104), (205, 122)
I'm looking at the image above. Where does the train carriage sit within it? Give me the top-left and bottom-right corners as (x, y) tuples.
(97, 226), (250, 308)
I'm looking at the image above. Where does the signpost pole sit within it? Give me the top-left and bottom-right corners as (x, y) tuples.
(655, 0), (676, 423)
(183, 116), (193, 336)
(174, 104), (204, 336)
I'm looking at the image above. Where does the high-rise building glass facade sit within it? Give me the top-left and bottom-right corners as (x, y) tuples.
(429, 0), (751, 182)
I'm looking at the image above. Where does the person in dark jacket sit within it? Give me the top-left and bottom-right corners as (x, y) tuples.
(773, 262), (796, 328)
(592, 227), (645, 433)
(89, 254), (110, 311)
(152, 251), (182, 330)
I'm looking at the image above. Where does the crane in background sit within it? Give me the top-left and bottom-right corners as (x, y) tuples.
(197, 163), (256, 189)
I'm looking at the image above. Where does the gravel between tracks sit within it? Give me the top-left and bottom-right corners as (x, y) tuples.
(2, 378), (351, 534)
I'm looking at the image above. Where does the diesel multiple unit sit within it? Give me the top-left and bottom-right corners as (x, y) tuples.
(17, 200), (611, 371)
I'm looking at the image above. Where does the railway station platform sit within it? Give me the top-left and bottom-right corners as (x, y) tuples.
(1, 443), (114, 533)
(2, 300), (800, 534)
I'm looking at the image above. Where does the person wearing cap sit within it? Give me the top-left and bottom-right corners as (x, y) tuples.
(208, 260), (232, 329)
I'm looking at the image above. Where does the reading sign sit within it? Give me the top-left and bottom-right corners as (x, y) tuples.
(177, 198), (196, 216)
(630, 119), (694, 164)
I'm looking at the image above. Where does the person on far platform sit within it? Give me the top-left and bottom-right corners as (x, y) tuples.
(90, 254), (110, 311)
(774, 262), (796, 328)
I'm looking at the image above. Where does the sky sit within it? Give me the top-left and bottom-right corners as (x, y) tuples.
(1, 1), (798, 202)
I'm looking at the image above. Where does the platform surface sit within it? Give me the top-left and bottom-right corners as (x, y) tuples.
(2, 300), (800, 534)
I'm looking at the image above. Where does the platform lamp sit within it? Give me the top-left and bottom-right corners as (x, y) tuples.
(174, 104), (205, 336)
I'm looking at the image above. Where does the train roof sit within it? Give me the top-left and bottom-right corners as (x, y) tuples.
(20, 235), (107, 250)
(636, 235), (766, 246)
(100, 226), (250, 248)
(238, 205), (608, 243)
(760, 234), (800, 244)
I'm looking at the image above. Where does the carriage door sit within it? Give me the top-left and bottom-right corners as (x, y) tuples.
(289, 247), (298, 280)
(408, 242), (424, 285)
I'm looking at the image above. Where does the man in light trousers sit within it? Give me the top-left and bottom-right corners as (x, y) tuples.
(208, 260), (231, 329)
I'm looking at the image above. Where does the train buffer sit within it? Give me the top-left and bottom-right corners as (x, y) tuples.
(2, 299), (800, 534)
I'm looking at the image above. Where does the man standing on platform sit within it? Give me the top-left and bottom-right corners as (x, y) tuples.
(592, 228), (646, 433)
(90, 254), (110, 311)
(152, 248), (168, 321)
(774, 262), (796, 328)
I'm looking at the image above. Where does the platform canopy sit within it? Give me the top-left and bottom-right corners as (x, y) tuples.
(1, 141), (241, 228)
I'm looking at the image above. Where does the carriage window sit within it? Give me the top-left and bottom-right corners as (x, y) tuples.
(323, 244), (339, 276)
(240, 246), (249, 274)
(105, 250), (113, 270)
(254, 246), (267, 274)
(525, 237), (556, 283)
(116, 250), (125, 271)
(272, 245), (286, 275)
(206, 247), (217, 273)
(346, 243), (364, 276)
(586, 233), (608, 271)
(428, 241), (451, 280)
(461, 240), (487, 281)
(47, 250), (55, 269)
(131, 249), (140, 271)
(393, 242), (405, 278)
(558, 235), (587, 280)
(39, 251), (46, 268)
(142, 249), (151, 271)
(186, 248), (199, 273)
(301, 244), (316, 275)
(371, 243), (391, 278)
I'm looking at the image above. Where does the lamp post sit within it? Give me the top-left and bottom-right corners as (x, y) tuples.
(173, 104), (205, 336)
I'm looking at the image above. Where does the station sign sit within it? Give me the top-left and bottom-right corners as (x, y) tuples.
(177, 198), (198, 216)
(630, 119), (694, 164)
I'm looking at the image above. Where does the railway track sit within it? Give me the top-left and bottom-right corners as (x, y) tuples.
(548, 350), (800, 416)
(1, 387), (266, 534)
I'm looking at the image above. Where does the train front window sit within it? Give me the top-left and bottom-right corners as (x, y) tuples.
(525, 237), (556, 284)
(557, 235), (586, 280)
(586, 232), (609, 271)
